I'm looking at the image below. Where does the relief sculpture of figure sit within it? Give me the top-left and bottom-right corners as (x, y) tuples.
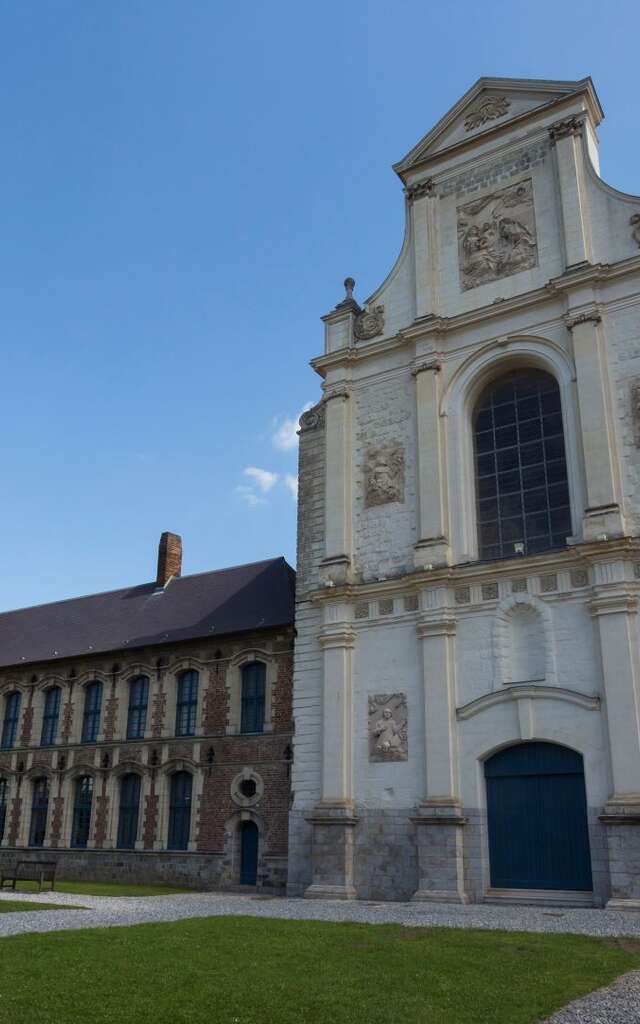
(374, 707), (403, 754)
(457, 178), (538, 291)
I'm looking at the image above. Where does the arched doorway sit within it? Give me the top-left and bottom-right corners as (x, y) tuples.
(485, 742), (592, 892)
(239, 820), (259, 886)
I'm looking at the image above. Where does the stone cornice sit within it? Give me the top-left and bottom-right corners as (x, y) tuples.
(589, 592), (639, 618)
(416, 618), (456, 639)
(457, 684), (600, 721)
(310, 537), (640, 605)
(310, 256), (640, 379)
(318, 628), (356, 650)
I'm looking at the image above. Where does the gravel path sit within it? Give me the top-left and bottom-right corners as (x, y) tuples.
(543, 970), (640, 1022)
(1, 889), (640, 939)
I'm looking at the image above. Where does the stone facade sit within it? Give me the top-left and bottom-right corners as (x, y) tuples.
(290, 76), (640, 908)
(0, 629), (294, 891)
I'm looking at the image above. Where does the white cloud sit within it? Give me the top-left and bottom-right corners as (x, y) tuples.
(271, 403), (313, 451)
(236, 485), (267, 508)
(243, 466), (279, 493)
(284, 474), (298, 501)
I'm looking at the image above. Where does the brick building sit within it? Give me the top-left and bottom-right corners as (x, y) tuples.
(0, 533), (295, 891)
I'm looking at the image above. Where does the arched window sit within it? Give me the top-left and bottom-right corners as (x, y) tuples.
(473, 369), (571, 560)
(168, 771), (192, 850)
(71, 775), (94, 848)
(117, 773), (141, 849)
(41, 687), (61, 746)
(241, 662), (266, 735)
(127, 676), (149, 740)
(175, 671), (198, 737)
(29, 777), (49, 847)
(0, 778), (7, 843)
(1, 692), (21, 750)
(81, 682), (103, 743)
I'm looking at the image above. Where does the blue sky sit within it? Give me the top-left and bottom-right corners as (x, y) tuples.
(1, 0), (639, 611)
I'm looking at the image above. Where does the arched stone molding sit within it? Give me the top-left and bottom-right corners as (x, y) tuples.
(115, 666), (155, 743)
(156, 761), (202, 852)
(492, 593), (557, 689)
(164, 657), (208, 741)
(16, 770), (54, 849)
(223, 808), (266, 887)
(226, 649), (277, 735)
(59, 767), (98, 850)
(440, 335), (585, 562)
(457, 683), (600, 720)
(31, 681), (66, 750)
(230, 767), (264, 808)
(105, 765), (146, 851)
(69, 675), (110, 745)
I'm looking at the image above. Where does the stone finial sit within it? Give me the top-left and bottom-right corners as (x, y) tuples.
(336, 277), (360, 311)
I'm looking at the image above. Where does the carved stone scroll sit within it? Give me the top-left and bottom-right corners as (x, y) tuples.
(368, 693), (408, 762)
(464, 96), (510, 132)
(364, 442), (404, 507)
(457, 178), (538, 291)
(354, 305), (385, 342)
(630, 214), (640, 249)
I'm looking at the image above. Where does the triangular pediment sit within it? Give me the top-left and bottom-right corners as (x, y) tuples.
(393, 77), (602, 177)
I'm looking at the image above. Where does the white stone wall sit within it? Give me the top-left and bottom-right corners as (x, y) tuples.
(292, 77), (640, 903)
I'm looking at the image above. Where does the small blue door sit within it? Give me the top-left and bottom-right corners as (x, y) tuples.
(485, 742), (592, 891)
(240, 821), (259, 886)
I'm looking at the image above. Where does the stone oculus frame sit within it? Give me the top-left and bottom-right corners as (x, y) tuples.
(457, 177), (538, 291)
(368, 693), (408, 762)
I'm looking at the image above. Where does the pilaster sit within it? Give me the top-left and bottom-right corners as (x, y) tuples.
(550, 116), (593, 268)
(413, 361), (450, 568)
(567, 311), (625, 540)
(320, 388), (353, 586)
(412, 605), (468, 902)
(304, 611), (357, 899)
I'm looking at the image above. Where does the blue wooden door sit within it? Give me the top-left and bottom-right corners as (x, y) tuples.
(485, 742), (592, 891)
(240, 821), (259, 885)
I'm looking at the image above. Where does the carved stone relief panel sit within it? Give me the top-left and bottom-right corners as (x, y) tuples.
(354, 305), (384, 342)
(464, 95), (511, 132)
(457, 178), (538, 291)
(364, 442), (404, 507)
(368, 693), (408, 762)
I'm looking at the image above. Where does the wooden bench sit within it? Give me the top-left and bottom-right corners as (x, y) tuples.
(0, 860), (57, 892)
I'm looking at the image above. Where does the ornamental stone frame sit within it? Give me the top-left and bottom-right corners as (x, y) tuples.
(491, 593), (557, 690)
(441, 337), (586, 564)
(230, 767), (264, 808)
(225, 650), (277, 735)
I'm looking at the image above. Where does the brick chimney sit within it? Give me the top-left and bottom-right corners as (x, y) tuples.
(156, 532), (182, 587)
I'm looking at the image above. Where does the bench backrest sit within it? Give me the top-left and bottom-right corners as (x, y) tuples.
(15, 860), (56, 879)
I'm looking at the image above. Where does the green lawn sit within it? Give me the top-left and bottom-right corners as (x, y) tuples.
(0, 899), (66, 914)
(1, 916), (639, 1024)
(9, 881), (194, 897)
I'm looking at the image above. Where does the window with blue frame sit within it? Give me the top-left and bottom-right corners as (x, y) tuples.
(175, 671), (198, 737)
(29, 777), (49, 847)
(1, 692), (21, 750)
(41, 687), (61, 746)
(168, 771), (192, 850)
(127, 676), (149, 740)
(71, 775), (94, 848)
(0, 778), (7, 843)
(81, 682), (102, 743)
(117, 773), (141, 849)
(240, 662), (266, 735)
(473, 369), (571, 561)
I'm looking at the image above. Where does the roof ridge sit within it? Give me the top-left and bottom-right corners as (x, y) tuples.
(0, 556), (289, 619)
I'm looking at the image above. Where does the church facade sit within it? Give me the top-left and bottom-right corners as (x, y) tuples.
(289, 77), (640, 909)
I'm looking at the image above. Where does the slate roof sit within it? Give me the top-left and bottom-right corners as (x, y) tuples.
(0, 557), (295, 670)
